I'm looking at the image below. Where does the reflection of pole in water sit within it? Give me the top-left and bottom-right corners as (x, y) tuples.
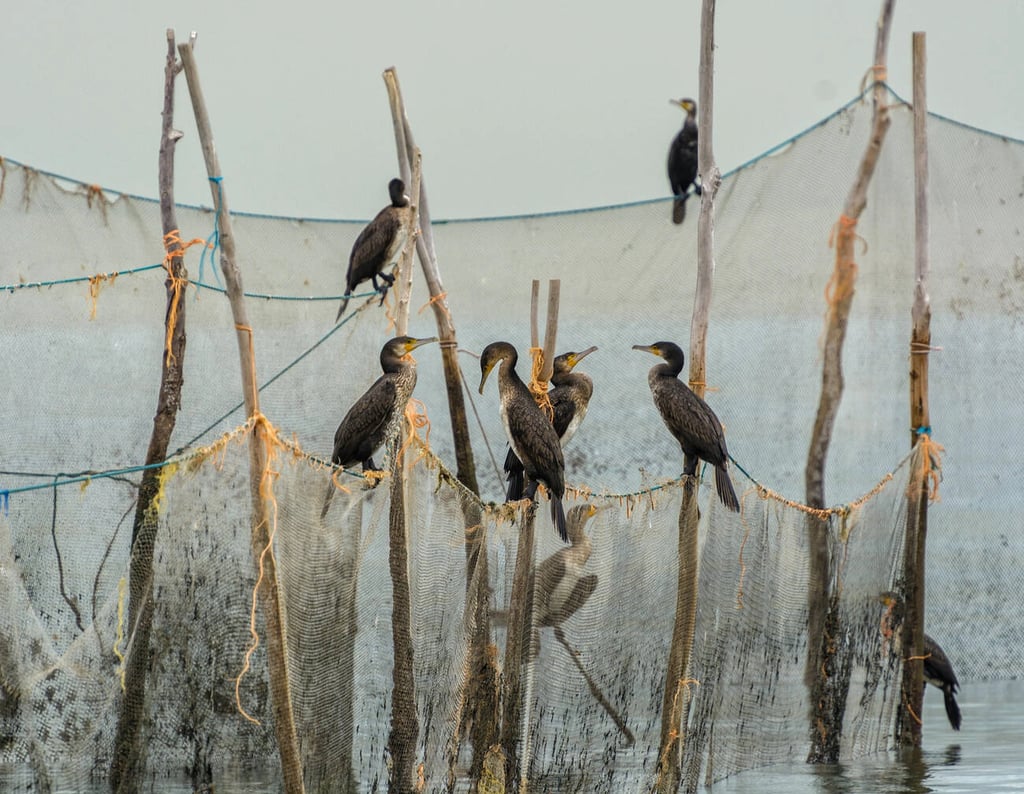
(534, 504), (634, 745)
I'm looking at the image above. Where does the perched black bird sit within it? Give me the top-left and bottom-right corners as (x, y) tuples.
(336, 178), (413, 321)
(633, 341), (739, 512)
(535, 503), (599, 629)
(479, 342), (568, 542)
(924, 634), (963, 731)
(878, 592), (962, 730)
(504, 346), (597, 502)
(667, 98), (701, 224)
(321, 335), (436, 519)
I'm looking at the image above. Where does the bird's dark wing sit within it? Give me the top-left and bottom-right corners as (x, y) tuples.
(652, 376), (728, 465)
(332, 375), (399, 466)
(550, 388), (577, 440)
(535, 552), (567, 627)
(347, 207), (401, 288)
(504, 446), (526, 501)
(506, 398), (565, 494)
(923, 634), (959, 690)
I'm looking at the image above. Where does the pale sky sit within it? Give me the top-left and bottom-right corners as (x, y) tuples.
(2, 1), (1021, 219)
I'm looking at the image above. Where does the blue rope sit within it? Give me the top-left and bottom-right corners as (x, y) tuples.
(196, 176), (225, 292)
(1, 263), (164, 293)
(0, 490), (8, 515)
(915, 425), (932, 436)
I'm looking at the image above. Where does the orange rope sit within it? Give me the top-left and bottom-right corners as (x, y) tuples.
(160, 229), (207, 366)
(234, 412), (286, 725)
(915, 434), (943, 503)
(87, 272), (118, 319)
(527, 346), (554, 420)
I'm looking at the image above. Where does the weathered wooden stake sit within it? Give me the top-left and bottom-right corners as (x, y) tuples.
(178, 37), (305, 794)
(805, 0), (896, 765)
(656, 2), (718, 790)
(898, 28), (930, 748)
(110, 30), (191, 793)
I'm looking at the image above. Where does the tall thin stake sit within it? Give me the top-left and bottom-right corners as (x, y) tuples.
(804, 0), (896, 765)
(385, 144), (423, 794)
(177, 37), (304, 794)
(110, 30), (191, 793)
(381, 68), (499, 785)
(656, 2), (718, 790)
(899, 29), (931, 748)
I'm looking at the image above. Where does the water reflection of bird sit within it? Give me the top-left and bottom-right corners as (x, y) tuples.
(667, 97), (701, 224)
(479, 341), (568, 542)
(504, 346), (597, 502)
(633, 341), (739, 512)
(336, 178), (413, 321)
(321, 335), (436, 519)
(879, 592), (962, 730)
(535, 503), (599, 628)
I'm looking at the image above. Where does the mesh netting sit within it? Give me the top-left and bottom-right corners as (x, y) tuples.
(1, 88), (1022, 790)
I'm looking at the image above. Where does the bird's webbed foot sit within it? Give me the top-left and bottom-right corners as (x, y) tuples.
(693, 183), (703, 196)
(362, 458), (386, 488)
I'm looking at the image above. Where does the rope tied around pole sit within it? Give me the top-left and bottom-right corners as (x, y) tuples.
(161, 229), (208, 365)
(197, 175), (225, 290)
(913, 430), (943, 502)
(527, 346), (554, 420)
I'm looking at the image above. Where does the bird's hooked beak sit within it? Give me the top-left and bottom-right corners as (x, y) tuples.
(403, 336), (438, 361)
(632, 343), (660, 357)
(478, 358), (497, 395)
(568, 345), (598, 368)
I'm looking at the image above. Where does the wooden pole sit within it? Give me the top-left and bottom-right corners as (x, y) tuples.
(177, 38), (305, 794)
(110, 30), (192, 793)
(898, 29), (930, 748)
(382, 67), (479, 496)
(655, 3), (717, 790)
(385, 146), (423, 794)
(381, 68), (499, 786)
(804, 0), (896, 765)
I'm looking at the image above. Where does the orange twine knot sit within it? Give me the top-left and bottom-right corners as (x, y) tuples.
(159, 229), (206, 366)
(527, 346), (554, 420)
(915, 433), (943, 502)
(87, 272), (119, 320)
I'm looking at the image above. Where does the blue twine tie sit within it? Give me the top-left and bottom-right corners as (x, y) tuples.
(197, 176), (225, 293)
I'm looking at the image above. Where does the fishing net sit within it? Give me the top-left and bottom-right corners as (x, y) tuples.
(1, 87), (1021, 790)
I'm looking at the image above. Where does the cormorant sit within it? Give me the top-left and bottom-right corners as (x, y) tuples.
(336, 178), (413, 321)
(479, 341), (568, 542)
(633, 341), (739, 512)
(321, 335), (436, 519)
(879, 592), (962, 730)
(535, 503), (599, 628)
(923, 634), (962, 731)
(667, 98), (701, 224)
(504, 346), (598, 502)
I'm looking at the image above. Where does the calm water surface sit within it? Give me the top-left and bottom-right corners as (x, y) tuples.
(2, 681), (1020, 792)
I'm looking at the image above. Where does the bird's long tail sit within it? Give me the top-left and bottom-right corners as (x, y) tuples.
(551, 494), (568, 543)
(672, 194), (689, 224)
(943, 685), (962, 730)
(335, 292), (352, 322)
(504, 447), (526, 502)
(715, 463), (740, 512)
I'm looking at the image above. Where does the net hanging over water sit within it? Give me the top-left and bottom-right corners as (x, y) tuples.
(1, 88), (1022, 791)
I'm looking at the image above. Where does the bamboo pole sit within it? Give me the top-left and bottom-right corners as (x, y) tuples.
(381, 68), (499, 786)
(382, 67), (479, 495)
(500, 501), (538, 788)
(804, 0), (896, 765)
(385, 146), (423, 794)
(898, 29), (930, 748)
(109, 30), (192, 793)
(177, 38), (304, 794)
(655, 3), (718, 790)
